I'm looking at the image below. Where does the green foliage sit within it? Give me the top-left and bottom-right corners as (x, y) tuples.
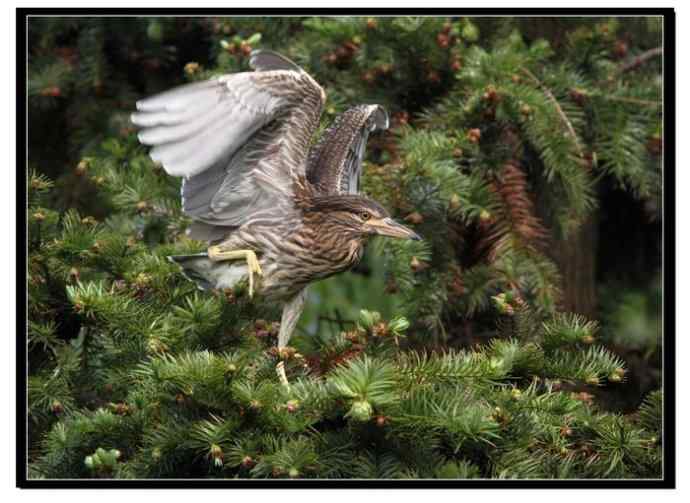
(599, 278), (662, 359)
(27, 16), (663, 480)
(330, 356), (397, 421)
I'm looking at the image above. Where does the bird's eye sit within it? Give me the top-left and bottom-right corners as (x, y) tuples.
(360, 211), (371, 221)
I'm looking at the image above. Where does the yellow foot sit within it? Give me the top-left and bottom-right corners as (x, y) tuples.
(207, 246), (263, 298)
(276, 361), (290, 389)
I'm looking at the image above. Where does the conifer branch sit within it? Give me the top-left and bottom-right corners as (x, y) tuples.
(520, 67), (585, 159)
(618, 47), (663, 74)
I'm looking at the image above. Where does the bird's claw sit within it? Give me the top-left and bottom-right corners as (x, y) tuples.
(207, 247), (263, 298)
(276, 361), (290, 389)
(207, 245), (222, 266)
(245, 251), (263, 298)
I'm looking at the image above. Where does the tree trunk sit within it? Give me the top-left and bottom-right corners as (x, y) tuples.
(549, 213), (598, 317)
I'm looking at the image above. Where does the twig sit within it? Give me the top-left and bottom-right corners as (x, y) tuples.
(595, 95), (661, 108)
(520, 68), (585, 159)
(618, 47), (662, 75)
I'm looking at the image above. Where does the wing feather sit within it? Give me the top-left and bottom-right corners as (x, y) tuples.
(131, 50), (326, 235)
(306, 105), (388, 195)
(134, 79), (220, 112)
(249, 50), (302, 72)
(133, 73), (282, 177)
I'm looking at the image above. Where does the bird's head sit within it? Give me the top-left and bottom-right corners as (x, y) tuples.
(309, 195), (421, 241)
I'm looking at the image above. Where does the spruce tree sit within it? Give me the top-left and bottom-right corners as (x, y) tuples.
(27, 16), (664, 479)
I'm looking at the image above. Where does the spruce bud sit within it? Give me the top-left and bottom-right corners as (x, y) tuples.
(388, 316), (410, 334)
(586, 376), (600, 386)
(347, 400), (373, 422)
(358, 309), (381, 330)
(461, 22), (479, 42)
(75, 159), (89, 176)
(184, 62), (200, 75)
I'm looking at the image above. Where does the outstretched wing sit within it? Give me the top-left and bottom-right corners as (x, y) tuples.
(131, 50), (325, 238)
(306, 105), (388, 195)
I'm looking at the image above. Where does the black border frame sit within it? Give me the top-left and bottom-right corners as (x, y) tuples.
(16, 7), (676, 489)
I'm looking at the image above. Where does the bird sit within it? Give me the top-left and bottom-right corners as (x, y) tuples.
(130, 50), (421, 386)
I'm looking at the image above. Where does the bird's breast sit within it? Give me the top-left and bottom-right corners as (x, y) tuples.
(232, 223), (364, 300)
(256, 236), (363, 299)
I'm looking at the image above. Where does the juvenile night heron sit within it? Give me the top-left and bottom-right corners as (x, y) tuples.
(131, 50), (420, 386)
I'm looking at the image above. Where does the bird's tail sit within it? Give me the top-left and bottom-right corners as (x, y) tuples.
(168, 254), (248, 291)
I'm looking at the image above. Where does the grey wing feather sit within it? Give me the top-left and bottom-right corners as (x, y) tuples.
(307, 105), (388, 195)
(185, 221), (235, 243)
(180, 161), (227, 215)
(131, 51), (326, 234)
(249, 50), (302, 72)
(131, 73), (283, 178)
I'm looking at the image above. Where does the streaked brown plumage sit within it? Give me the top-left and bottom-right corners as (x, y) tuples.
(131, 50), (420, 385)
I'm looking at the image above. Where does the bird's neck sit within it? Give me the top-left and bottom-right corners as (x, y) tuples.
(302, 210), (366, 265)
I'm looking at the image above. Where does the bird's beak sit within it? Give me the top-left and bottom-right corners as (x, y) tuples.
(369, 217), (422, 241)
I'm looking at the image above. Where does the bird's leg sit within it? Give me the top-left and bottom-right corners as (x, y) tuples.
(276, 289), (308, 389)
(207, 246), (263, 298)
